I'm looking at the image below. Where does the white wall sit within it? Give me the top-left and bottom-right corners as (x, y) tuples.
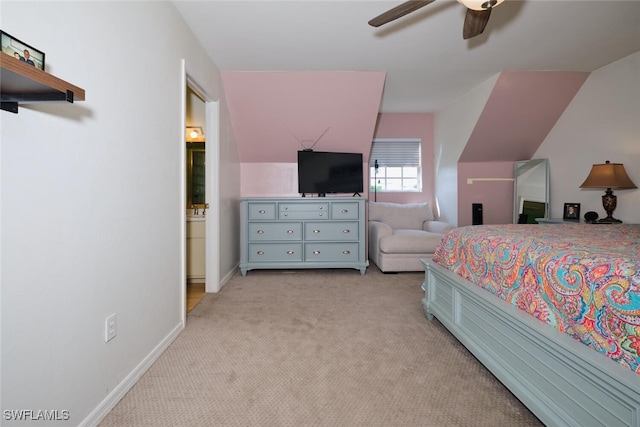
(434, 74), (499, 226)
(0, 2), (239, 425)
(217, 96), (242, 282)
(535, 51), (640, 224)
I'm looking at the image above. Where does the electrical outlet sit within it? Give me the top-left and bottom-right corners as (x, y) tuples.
(105, 313), (117, 342)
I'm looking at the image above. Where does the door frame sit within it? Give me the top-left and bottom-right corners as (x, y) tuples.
(180, 60), (220, 325)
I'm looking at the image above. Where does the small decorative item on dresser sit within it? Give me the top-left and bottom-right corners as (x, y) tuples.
(0, 30), (45, 70)
(563, 203), (580, 221)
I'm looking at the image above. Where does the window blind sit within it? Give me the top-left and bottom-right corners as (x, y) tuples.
(370, 138), (421, 167)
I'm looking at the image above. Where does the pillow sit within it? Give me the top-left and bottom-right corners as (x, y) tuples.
(368, 201), (434, 230)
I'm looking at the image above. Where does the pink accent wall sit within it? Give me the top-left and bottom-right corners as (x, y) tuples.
(457, 162), (515, 226)
(371, 113), (435, 207)
(223, 71), (385, 163)
(228, 70), (591, 221)
(225, 71), (385, 197)
(459, 71), (589, 162)
(240, 163), (301, 198)
(456, 71), (589, 226)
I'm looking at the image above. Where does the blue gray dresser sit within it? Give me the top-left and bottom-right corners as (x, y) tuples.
(240, 197), (368, 275)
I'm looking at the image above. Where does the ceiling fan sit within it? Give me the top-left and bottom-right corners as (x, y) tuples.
(369, 0), (505, 40)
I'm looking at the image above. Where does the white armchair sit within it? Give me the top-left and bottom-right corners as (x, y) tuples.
(368, 201), (454, 272)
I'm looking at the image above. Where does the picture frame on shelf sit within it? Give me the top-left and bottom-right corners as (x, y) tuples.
(563, 203), (580, 221)
(1, 30), (45, 71)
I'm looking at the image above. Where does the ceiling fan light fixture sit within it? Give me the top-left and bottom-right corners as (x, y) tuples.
(457, 0), (504, 11)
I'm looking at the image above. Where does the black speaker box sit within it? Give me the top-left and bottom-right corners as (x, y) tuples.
(472, 203), (483, 225)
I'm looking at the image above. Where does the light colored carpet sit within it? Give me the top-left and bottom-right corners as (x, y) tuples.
(101, 267), (542, 426)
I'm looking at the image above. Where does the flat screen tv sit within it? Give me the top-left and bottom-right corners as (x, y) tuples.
(297, 150), (363, 196)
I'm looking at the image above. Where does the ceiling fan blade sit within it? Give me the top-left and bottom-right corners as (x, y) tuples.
(463, 8), (491, 39)
(368, 0), (436, 28)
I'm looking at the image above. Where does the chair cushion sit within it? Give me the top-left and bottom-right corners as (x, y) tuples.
(378, 229), (444, 254)
(368, 201), (434, 230)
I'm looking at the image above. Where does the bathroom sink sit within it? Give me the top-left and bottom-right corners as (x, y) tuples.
(186, 215), (205, 222)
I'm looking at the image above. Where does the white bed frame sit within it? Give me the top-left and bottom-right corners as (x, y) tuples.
(421, 259), (640, 427)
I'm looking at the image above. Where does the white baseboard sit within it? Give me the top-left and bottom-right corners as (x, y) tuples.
(219, 266), (238, 290)
(79, 322), (184, 427)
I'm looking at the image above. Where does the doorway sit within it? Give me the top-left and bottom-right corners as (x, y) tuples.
(181, 60), (220, 324)
(186, 86), (206, 312)
(186, 283), (205, 312)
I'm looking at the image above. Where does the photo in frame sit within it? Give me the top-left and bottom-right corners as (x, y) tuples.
(563, 203), (581, 221)
(1, 30), (45, 71)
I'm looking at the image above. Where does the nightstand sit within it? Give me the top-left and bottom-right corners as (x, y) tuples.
(535, 218), (583, 224)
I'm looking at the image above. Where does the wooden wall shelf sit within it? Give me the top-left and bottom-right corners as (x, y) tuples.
(0, 55), (85, 113)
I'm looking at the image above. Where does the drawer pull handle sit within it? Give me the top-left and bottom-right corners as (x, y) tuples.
(258, 209), (266, 214)
(287, 230), (294, 234)
(342, 250), (351, 254)
(313, 250), (321, 255)
(341, 209), (348, 213)
(284, 213), (288, 217)
(257, 250), (265, 255)
(287, 251), (295, 255)
(313, 229), (320, 233)
(343, 229), (350, 233)
(257, 230), (264, 234)
(318, 213), (323, 217)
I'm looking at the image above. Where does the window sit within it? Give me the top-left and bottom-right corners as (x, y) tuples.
(370, 138), (422, 192)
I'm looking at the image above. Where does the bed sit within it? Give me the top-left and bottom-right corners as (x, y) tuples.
(421, 223), (640, 427)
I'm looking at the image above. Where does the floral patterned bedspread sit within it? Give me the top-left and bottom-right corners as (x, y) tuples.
(433, 223), (640, 375)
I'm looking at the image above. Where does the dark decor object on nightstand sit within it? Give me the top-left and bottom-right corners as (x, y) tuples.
(584, 211), (599, 223)
(580, 160), (637, 223)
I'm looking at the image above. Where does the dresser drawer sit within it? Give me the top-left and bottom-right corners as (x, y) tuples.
(248, 203), (277, 220)
(304, 222), (359, 241)
(279, 203), (329, 220)
(304, 242), (359, 262)
(248, 223), (302, 241)
(248, 243), (303, 262)
(331, 202), (359, 220)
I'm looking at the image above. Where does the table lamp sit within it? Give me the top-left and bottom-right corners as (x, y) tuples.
(579, 160), (636, 223)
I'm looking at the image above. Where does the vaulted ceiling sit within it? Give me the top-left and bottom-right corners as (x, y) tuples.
(173, 1), (640, 163)
(174, 1), (640, 113)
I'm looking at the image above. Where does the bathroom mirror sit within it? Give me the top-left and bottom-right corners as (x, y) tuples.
(187, 142), (206, 207)
(513, 159), (549, 224)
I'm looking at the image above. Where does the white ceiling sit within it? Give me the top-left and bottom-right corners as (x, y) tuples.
(173, 0), (640, 113)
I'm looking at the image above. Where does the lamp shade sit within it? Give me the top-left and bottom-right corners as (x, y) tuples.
(579, 161), (637, 189)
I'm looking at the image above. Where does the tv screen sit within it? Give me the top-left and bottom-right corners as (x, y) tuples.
(297, 151), (364, 196)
